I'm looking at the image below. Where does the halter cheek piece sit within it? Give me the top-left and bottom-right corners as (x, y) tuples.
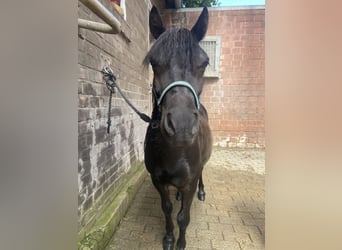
(155, 81), (201, 110)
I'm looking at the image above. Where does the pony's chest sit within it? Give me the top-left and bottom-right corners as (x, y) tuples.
(153, 163), (191, 187)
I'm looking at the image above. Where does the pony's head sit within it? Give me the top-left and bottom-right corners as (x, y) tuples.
(144, 6), (209, 147)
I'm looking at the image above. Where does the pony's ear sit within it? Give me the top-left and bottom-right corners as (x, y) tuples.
(191, 7), (208, 42)
(149, 6), (165, 40)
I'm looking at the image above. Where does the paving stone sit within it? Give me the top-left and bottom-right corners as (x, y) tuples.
(209, 222), (234, 232)
(185, 237), (212, 249)
(106, 238), (140, 249)
(196, 229), (224, 240)
(206, 207), (228, 216)
(241, 243), (265, 250)
(189, 221), (209, 230)
(211, 239), (241, 249)
(219, 215), (244, 225)
(242, 218), (265, 227)
(222, 232), (252, 245)
(186, 247), (208, 250)
(192, 214), (219, 223)
(233, 225), (260, 234)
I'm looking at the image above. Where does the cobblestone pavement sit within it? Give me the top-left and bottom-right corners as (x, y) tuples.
(105, 148), (265, 250)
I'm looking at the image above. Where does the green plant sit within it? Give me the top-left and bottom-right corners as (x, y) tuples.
(182, 0), (219, 7)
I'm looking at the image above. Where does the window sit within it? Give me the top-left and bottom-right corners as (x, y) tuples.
(199, 36), (221, 78)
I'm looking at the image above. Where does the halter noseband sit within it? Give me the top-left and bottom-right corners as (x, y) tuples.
(156, 81), (200, 110)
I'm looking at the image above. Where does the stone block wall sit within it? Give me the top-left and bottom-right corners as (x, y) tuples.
(78, 0), (152, 231)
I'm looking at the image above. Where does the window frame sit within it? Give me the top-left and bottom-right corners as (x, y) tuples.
(199, 35), (221, 78)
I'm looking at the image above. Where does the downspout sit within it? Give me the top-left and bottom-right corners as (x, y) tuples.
(78, 0), (121, 34)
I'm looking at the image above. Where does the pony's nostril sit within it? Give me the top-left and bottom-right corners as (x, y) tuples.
(164, 113), (175, 136)
(192, 124), (199, 135)
(191, 113), (200, 135)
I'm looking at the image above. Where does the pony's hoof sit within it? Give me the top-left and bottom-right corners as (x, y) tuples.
(163, 235), (175, 250)
(197, 191), (205, 201)
(176, 191), (182, 201)
(176, 240), (186, 250)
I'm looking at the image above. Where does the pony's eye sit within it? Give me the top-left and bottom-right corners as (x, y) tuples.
(199, 60), (209, 69)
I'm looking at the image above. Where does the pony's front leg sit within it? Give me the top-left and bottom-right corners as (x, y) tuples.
(176, 181), (197, 250)
(151, 177), (175, 250)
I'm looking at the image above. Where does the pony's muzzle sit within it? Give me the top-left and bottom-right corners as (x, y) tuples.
(162, 108), (199, 144)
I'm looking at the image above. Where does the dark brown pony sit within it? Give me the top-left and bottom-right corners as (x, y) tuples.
(144, 6), (212, 250)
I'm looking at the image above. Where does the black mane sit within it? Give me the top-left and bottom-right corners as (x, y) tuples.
(143, 28), (194, 67)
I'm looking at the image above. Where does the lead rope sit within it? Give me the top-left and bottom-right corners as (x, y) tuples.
(102, 66), (151, 133)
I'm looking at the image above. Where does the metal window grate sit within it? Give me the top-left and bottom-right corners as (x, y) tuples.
(200, 36), (221, 77)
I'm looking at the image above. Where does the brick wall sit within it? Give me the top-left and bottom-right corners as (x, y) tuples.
(161, 6), (265, 148)
(78, 0), (152, 229)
